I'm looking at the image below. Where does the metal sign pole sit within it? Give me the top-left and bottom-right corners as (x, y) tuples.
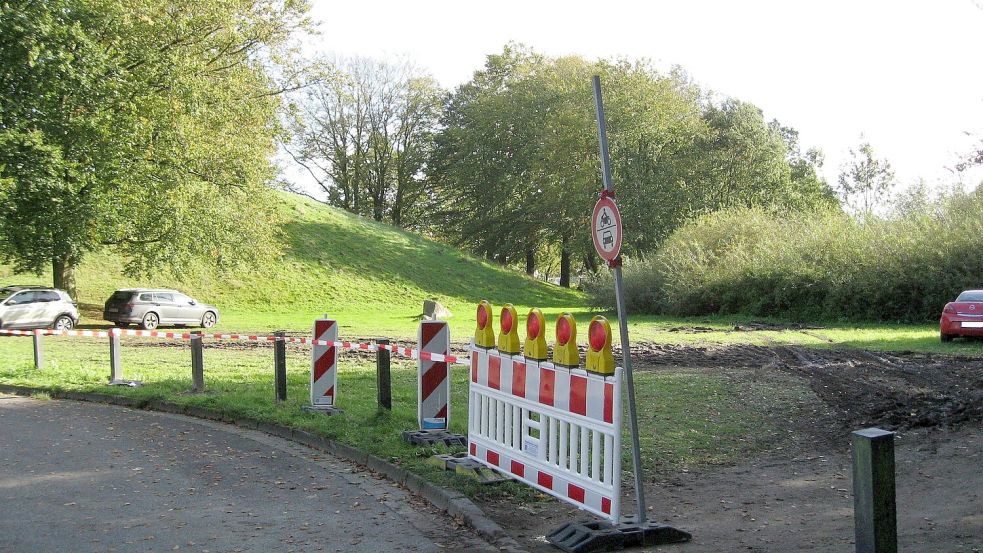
(592, 75), (648, 523)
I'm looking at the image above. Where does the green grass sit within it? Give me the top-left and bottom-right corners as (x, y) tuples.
(0, 192), (583, 341)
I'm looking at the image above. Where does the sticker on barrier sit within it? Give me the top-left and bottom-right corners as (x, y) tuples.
(418, 320), (450, 430)
(468, 344), (623, 522)
(310, 318), (338, 408)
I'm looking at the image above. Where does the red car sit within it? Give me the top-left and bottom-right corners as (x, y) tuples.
(940, 289), (983, 342)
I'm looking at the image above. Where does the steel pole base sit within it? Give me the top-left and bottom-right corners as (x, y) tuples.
(547, 516), (691, 553)
(301, 405), (343, 416)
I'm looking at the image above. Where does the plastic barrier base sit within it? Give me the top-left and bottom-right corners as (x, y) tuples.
(402, 429), (467, 447)
(301, 405), (344, 416)
(426, 453), (509, 484)
(108, 379), (142, 387)
(546, 517), (691, 553)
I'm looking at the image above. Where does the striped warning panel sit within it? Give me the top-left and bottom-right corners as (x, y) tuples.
(470, 347), (615, 424)
(469, 441), (615, 518)
(467, 343), (623, 522)
(418, 320), (450, 430)
(310, 319), (338, 407)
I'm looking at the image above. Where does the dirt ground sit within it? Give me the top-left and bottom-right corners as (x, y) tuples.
(481, 340), (983, 552)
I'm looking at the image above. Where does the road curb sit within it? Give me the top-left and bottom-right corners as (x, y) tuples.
(0, 384), (527, 553)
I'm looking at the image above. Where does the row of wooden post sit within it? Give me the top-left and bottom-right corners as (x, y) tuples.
(30, 330), (393, 409)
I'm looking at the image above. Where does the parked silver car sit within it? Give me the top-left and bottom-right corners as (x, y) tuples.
(0, 286), (80, 330)
(103, 289), (219, 330)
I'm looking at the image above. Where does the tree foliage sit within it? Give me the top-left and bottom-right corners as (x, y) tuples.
(0, 0), (310, 296)
(287, 57), (443, 227)
(836, 139), (896, 215)
(427, 45), (836, 286)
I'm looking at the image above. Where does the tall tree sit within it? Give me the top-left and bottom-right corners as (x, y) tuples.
(0, 0), (310, 298)
(837, 139), (897, 215)
(288, 57), (442, 226)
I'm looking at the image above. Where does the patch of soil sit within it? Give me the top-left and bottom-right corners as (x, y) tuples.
(479, 342), (983, 552)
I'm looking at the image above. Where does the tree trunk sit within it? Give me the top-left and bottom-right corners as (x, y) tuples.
(52, 254), (77, 300)
(525, 249), (536, 276)
(559, 247), (571, 288)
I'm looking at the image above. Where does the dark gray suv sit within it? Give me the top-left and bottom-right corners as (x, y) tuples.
(103, 289), (219, 330)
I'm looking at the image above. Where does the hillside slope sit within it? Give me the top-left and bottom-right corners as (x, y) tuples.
(0, 193), (584, 337)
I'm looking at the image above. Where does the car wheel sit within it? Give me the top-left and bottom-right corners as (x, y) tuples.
(201, 311), (217, 329)
(141, 312), (160, 330)
(53, 315), (74, 331)
(940, 331), (954, 343)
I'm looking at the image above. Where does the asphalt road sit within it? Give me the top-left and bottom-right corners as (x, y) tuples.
(0, 395), (499, 553)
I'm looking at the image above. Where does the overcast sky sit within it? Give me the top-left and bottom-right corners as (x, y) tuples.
(305, 0), (983, 190)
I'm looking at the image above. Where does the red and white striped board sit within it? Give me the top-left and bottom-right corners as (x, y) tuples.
(468, 344), (623, 522)
(310, 318), (338, 408)
(417, 320), (450, 430)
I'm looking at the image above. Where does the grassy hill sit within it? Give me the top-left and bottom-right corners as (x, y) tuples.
(0, 192), (585, 339)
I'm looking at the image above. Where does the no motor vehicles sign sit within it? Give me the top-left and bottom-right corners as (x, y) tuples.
(591, 195), (622, 262)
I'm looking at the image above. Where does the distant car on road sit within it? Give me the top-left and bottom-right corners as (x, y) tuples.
(103, 289), (219, 330)
(939, 289), (983, 342)
(0, 286), (79, 330)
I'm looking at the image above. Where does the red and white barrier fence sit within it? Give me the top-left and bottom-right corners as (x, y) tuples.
(468, 343), (624, 522)
(0, 328), (468, 365)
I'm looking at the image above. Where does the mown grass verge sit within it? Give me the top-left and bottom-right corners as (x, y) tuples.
(0, 334), (793, 501)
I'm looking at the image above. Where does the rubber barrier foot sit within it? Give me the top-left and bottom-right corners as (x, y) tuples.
(427, 453), (509, 484)
(301, 405), (343, 416)
(546, 517), (691, 553)
(108, 379), (142, 387)
(402, 429), (467, 447)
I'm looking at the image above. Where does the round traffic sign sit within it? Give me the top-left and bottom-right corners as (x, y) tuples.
(591, 195), (622, 261)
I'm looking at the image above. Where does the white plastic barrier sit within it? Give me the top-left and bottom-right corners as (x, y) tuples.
(468, 343), (623, 521)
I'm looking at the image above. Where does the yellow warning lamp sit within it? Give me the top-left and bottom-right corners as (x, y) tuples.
(523, 308), (548, 361)
(498, 303), (521, 354)
(585, 316), (615, 375)
(552, 313), (579, 368)
(474, 300), (496, 349)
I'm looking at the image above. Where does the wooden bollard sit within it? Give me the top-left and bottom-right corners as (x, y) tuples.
(191, 332), (204, 393)
(376, 338), (391, 410)
(852, 428), (897, 553)
(274, 330), (287, 402)
(32, 330), (43, 370)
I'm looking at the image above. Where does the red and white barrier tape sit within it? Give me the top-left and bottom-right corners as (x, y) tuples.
(0, 329), (467, 365)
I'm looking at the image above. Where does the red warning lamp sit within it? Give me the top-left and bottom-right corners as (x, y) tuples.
(527, 313), (541, 340)
(589, 319), (607, 351)
(586, 316), (615, 375)
(553, 313), (579, 368)
(557, 316), (571, 345)
(474, 300), (495, 349)
(498, 303), (520, 354)
(477, 303), (488, 329)
(523, 308), (548, 361)
(501, 307), (513, 334)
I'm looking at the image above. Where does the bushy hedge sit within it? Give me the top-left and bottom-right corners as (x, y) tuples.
(586, 188), (983, 322)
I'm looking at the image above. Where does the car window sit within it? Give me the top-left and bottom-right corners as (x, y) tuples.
(173, 293), (193, 304)
(7, 291), (36, 305)
(154, 292), (175, 303)
(111, 291), (134, 302)
(138, 293), (154, 302)
(956, 291), (983, 302)
(36, 291), (60, 302)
